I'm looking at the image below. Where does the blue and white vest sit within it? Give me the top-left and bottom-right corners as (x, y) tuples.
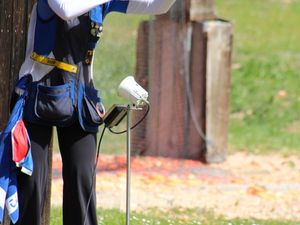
(23, 0), (129, 132)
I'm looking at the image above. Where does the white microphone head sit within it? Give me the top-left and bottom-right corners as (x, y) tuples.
(118, 76), (149, 106)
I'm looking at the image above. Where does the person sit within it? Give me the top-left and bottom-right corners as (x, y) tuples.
(10, 0), (176, 225)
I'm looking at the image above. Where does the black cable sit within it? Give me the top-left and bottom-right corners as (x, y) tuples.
(83, 103), (149, 224)
(83, 126), (106, 225)
(108, 103), (150, 135)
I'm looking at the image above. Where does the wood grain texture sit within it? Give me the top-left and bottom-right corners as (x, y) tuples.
(186, 22), (207, 159)
(142, 20), (209, 159)
(0, 2), (52, 225)
(0, 0), (14, 130)
(145, 19), (162, 156)
(132, 21), (150, 155)
(204, 20), (233, 163)
(190, 0), (216, 22)
(135, 1), (232, 162)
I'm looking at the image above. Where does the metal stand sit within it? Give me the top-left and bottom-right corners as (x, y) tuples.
(125, 104), (144, 225)
(126, 104), (132, 225)
(104, 102), (147, 225)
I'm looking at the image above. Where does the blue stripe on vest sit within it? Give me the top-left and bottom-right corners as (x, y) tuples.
(89, 6), (103, 49)
(37, 0), (55, 20)
(105, 1), (130, 14)
(90, 6), (103, 24)
(34, 0), (57, 56)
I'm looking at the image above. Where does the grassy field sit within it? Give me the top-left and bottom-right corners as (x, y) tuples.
(50, 207), (299, 225)
(215, 0), (300, 153)
(70, 0), (300, 155)
(49, 2), (300, 223)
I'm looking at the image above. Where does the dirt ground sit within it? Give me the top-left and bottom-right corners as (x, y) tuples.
(51, 152), (300, 221)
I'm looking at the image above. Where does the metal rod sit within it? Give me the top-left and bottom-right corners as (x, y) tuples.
(126, 105), (131, 225)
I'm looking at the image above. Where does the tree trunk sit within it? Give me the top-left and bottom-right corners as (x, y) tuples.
(0, 1), (53, 225)
(0, 1), (35, 129)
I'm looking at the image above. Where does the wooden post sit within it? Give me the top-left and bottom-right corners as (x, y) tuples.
(204, 20), (233, 163)
(190, 0), (216, 21)
(0, 1), (34, 129)
(133, 0), (233, 163)
(0, 1), (53, 225)
(131, 22), (150, 155)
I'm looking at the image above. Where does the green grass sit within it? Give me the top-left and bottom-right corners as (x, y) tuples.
(90, 0), (300, 155)
(52, 1), (300, 154)
(50, 207), (300, 225)
(93, 13), (148, 105)
(93, 13), (149, 154)
(215, 0), (300, 154)
(49, 3), (300, 223)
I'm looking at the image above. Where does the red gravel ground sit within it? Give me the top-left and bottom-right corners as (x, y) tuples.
(51, 152), (300, 221)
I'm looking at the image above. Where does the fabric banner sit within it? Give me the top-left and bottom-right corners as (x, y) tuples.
(0, 76), (33, 224)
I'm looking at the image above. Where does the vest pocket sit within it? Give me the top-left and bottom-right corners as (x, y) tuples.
(82, 87), (103, 126)
(34, 82), (75, 125)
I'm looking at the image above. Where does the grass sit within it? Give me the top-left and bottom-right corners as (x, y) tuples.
(49, 2), (300, 224)
(51, 0), (300, 155)
(215, 0), (300, 153)
(46, 0), (300, 157)
(50, 207), (300, 225)
(87, 0), (300, 155)
(93, 13), (148, 105)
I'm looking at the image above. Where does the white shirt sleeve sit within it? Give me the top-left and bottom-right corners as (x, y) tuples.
(48, 0), (176, 20)
(48, 0), (112, 20)
(126, 0), (176, 15)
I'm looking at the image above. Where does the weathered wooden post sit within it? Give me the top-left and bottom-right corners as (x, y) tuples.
(0, 1), (34, 126)
(0, 1), (52, 225)
(132, 0), (233, 163)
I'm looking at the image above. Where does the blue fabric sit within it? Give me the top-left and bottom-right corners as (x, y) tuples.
(33, 1), (130, 56)
(77, 83), (103, 133)
(88, 42), (97, 50)
(37, 0), (55, 20)
(34, 0), (57, 56)
(77, 82), (85, 129)
(0, 99), (23, 224)
(0, 135), (12, 224)
(6, 172), (18, 224)
(90, 5), (103, 24)
(24, 79), (77, 127)
(0, 76), (33, 224)
(24, 78), (102, 132)
(104, 0), (129, 15)
(88, 5), (103, 50)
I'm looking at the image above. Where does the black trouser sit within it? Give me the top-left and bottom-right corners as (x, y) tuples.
(13, 120), (98, 225)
